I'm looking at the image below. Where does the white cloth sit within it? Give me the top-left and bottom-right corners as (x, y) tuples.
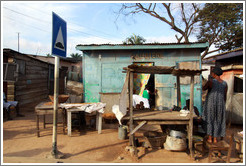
(112, 105), (123, 125)
(133, 94), (150, 109)
(116, 71), (151, 125)
(118, 71), (130, 124)
(3, 93), (18, 109)
(179, 109), (190, 116)
(60, 103), (106, 113)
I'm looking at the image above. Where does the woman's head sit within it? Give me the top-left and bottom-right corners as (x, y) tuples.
(212, 66), (223, 77)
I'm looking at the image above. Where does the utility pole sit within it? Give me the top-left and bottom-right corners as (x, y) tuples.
(17, 32), (20, 52)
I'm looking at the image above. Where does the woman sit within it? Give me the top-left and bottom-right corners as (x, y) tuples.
(202, 66), (228, 143)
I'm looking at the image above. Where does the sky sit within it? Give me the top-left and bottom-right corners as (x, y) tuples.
(0, 1), (233, 57)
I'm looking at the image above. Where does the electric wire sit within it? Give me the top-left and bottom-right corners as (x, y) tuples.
(3, 15), (50, 33)
(19, 3), (120, 39)
(3, 6), (120, 42)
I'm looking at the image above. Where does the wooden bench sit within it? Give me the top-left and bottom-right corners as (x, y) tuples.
(204, 134), (233, 163)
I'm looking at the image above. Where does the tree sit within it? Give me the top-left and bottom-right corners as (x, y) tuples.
(46, 53), (52, 57)
(197, 3), (243, 59)
(118, 3), (200, 43)
(70, 53), (82, 59)
(123, 34), (146, 44)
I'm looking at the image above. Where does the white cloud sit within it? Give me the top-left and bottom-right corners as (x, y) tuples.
(2, 2), (216, 58)
(146, 35), (177, 43)
(2, 2), (91, 56)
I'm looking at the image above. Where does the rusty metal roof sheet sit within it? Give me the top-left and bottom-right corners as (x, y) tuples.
(123, 65), (206, 76)
(76, 42), (209, 52)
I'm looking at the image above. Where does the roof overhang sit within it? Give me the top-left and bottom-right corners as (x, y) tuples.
(76, 42), (209, 52)
(203, 48), (243, 63)
(123, 64), (207, 76)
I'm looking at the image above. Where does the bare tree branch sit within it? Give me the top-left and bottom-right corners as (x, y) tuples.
(117, 3), (200, 43)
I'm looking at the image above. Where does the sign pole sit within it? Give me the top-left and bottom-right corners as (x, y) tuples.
(52, 55), (59, 157)
(49, 12), (66, 159)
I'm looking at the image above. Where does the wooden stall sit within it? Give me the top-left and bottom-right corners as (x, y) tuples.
(3, 49), (51, 107)
(123, 64), (206, 159)
(3, 49), (68, 109)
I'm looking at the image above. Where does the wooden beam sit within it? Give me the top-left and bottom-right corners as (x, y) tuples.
(189, 75), (194, 159)
(4, 63), (8, 80)
(129, 71), (134, 146)
(130, 121), (147, 135)
(147, 121), (189, 125)
(177, 76), (181, 107)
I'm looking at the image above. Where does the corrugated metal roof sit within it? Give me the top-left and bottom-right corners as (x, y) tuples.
(76, 42), (209, 52)
(3, 48), (51, 65)
(203, 47), (243, 63)
(3, 48), (80, 64)
(123, 64), (206, 76)
(27, 54), (80, 63)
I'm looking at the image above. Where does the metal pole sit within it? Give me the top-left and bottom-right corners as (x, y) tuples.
(52, 56), (59, 156)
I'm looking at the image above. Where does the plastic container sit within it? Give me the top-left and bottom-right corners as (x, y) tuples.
(118, 125), (128, 140)
(170, 130), (186, 139)
(164, 135), (187, 151)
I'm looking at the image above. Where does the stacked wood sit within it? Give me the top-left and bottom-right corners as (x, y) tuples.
(66, 80), (83, 103)
(7, 82), (15, 101)
(66, 80), (83, 95)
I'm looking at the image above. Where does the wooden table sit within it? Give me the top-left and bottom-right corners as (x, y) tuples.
(65, 107), (103, 136)
(122, 109), (196, 157)
(35, 102), (104, 137)
(35, 102), (66, 137)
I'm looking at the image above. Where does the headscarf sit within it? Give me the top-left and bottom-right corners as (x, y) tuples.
(212, 66), (223, 76)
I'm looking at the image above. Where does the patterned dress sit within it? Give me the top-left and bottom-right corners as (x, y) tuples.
(202, 79), (227, 137)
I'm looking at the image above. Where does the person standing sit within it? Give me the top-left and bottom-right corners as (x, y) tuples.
(202, 66), (228, 143)
(142, 85), (157, 108)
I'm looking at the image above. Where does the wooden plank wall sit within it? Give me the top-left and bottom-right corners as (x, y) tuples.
(7, 82), (15, 101)
(15, 54), (50, 107)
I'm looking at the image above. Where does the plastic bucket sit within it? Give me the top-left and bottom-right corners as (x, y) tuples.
(118, 125), (128, 140)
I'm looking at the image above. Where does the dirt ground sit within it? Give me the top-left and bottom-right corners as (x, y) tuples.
(2, 104), (243, 164)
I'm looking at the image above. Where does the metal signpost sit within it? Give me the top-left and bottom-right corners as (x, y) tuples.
(51, 12), (67, 159)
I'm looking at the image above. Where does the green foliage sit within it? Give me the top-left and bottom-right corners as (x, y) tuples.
(118, 3), (243, 58)
(197, 3), (243, 54)
(70, 53), (82, 59)
(46, 53), (52, 57)
(123, 34), (146, 44)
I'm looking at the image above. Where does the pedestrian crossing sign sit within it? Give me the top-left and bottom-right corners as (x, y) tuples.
(52, 12), (67, 57)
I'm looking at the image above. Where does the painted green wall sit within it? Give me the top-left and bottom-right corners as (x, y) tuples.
(82, 49), (203, 113)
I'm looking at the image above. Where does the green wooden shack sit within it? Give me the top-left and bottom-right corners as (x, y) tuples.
(76, 42), (208, 114)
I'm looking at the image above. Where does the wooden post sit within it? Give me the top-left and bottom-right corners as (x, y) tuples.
(189, 75), (194, 159)
(43, 115), (46, 129)
(62, 108), (66, 135)
(52, 56), (59, 156)
(97, 112), (102, 134)
(67, 111), (72, 137)
(36, 114), (40, 137)
(176, 75), (181, 107)
(129, 71), (134, 146)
